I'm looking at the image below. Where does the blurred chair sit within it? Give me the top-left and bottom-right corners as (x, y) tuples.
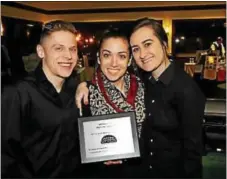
(203, 56), (218, 80)
(194, 50), (208, 73)
(184, 62), (196, 77)
(217, 66), (226, 82)
(203, 98), (226, 152)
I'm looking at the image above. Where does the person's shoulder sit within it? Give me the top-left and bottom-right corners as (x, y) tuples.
(16, 72), (36, 89)
(172, 63), (204, 94)
(6, 81), (25, 93)
(2, 82), (26, 102)
(2, 73), (42, 108)
(173, 63), (195, 84)
(2, 83), (18, 96)
(4, 72), (37, 95)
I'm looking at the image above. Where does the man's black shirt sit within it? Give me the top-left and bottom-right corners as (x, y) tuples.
(1, 64), (81, 178)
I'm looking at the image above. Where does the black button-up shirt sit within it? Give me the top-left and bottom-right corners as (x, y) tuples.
(141, 62), (206, 178)
(1, 64), (81, 178)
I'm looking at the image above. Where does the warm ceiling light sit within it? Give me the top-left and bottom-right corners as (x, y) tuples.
(27, 24), (34, 27)
(89, 38), (94, 43)
(76, 33), (81, 41)
(27, 30), (30, 37)
(175, 38), (180, 43)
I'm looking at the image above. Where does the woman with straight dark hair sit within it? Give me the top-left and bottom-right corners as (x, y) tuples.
(129, 17), (205, 178)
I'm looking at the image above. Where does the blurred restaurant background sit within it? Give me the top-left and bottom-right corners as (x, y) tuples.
(1, 1), (226, 179)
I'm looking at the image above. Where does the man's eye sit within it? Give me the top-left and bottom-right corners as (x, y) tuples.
(70, 48), (77, 52)
(55, 47), (63, 51)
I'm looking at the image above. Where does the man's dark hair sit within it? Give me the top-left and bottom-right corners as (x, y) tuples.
(130, 17), (168, 48)
(40, 20), (77, 44)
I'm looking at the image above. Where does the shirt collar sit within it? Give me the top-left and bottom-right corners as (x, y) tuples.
(148, 62), (175, 86)
(33, 62), (77, 106)
(35, 62), (50, 83)
(158, 62), (175, 86)
(35, 62), (77, 89)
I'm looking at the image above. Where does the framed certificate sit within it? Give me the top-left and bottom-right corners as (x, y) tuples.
(78, 112), (140, 163)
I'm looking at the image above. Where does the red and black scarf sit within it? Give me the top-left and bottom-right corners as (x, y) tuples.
(89, 68), (146, 137)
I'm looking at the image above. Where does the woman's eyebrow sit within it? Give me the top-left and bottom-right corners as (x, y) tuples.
(101, 49), (111, 53)
(141, 39), (153, 44)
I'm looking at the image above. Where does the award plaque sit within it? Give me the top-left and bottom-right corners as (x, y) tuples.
(78, 112), (140, 163)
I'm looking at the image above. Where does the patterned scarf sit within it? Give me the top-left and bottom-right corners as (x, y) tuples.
(89, 68), (146, 137)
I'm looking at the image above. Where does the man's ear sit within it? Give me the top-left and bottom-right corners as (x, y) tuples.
(36, 44), (45, 59)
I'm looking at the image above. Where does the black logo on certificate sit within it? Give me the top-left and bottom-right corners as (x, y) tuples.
(101, 135), (117, 144)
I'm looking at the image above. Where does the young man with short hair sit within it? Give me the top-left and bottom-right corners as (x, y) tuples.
(2, 20), (81, 178)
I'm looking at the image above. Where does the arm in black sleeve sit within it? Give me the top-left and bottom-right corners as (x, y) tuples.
(178, 83), (206, 178)
(1, 86), (24, 177)
(2, 85), (33, 178)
